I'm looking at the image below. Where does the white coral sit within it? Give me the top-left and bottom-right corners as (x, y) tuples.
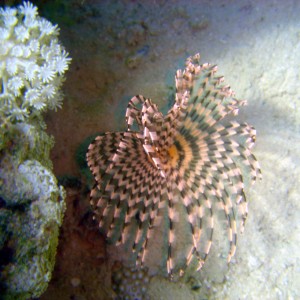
(19, 1), (38, 17)
(14, 24), (30, 42)
(7, 76), (23, 95)
(0, 1), (71, 122)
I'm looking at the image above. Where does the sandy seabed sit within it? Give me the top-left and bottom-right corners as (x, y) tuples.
(41, 0), (299, 299)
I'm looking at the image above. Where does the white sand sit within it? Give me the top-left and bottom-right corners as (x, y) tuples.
(146, 1), (300, 299)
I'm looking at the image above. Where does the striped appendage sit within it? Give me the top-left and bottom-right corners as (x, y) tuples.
(87, 54), (261, 277)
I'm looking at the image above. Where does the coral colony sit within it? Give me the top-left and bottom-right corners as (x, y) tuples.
(0, 1), (71, 123)
(87, 54), (261, 277)
(0, 2), (69, 298)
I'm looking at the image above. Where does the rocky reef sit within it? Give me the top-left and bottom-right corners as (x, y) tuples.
(0, 2), (70, 299)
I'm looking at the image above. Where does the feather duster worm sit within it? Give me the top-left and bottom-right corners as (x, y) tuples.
(87, 54), (261, 277)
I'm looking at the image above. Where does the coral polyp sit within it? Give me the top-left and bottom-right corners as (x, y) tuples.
(87, 54), (261, 277)
(0, 1), (71, 123)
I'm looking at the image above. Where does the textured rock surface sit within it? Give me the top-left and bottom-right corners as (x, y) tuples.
(111, 263), (151, 300)
(0, 124), (66, 299)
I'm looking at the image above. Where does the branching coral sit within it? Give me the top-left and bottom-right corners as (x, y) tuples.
(87, 54), (261, 278)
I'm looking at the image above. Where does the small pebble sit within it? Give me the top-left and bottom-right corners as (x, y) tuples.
(71, 277), (81, 287)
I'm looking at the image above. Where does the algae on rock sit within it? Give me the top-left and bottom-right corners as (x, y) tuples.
(0, 121), (66, 299)
(0, 1), (70, 299)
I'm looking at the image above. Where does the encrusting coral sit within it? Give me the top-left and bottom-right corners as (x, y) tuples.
(87, 54), (261, 278)
(0, 2), (70, 299)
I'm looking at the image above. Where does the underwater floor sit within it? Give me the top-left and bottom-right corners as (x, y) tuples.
(39, 0), (299, 299)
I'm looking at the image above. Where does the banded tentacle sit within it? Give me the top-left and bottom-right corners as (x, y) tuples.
(87, 53), (261, 278)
